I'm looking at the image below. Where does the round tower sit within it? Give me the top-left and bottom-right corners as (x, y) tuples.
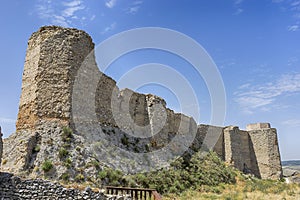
(16, 26), (94, 131)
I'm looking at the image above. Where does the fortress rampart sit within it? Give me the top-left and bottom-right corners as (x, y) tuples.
(1, 26), (282, 180)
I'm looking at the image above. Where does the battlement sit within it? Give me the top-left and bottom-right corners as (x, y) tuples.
(246, 123), (271, 131)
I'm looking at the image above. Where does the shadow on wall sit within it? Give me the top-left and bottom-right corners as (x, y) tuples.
(248, 136), (261, 178)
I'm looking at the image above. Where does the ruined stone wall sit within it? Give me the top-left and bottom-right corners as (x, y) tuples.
(193, 124), (282, 179)
(248, 125), (282, 179)
(17, 26), (94, 131)
(95, 74), (119, 127)
(8, 25), (198, 175)
(221, 124), (282, 179)
(223, 126), (253, 175)
(192, 125), (224, 158)
(8, 26), (282, 181)
(0, 172), (109, 200)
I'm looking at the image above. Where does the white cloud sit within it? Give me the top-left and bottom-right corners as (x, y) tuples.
(52, 15), (69, 27)
(35, 0), (87, 27)
(282, 119), (300, 127)
(133, 0), (143, 5)
(62, 5), (85, 17)
(105, 0), (117, 8)
(233, 0), (244, 15)
(234, 8), (244, 15)
(62, 0), (81, 7)
(291, 0), (300, 7)
(101, 22), (116, 34)
(272, 0), (284, 3)
(235, 73), (300, 113)
(0, 117), (15, 124)
(273, 0), (300, 31)
(288, 25), (300, 31)
(36, 0), (54, 19)
(294, 13), (300, 18)
(128, 6), (140, 14)
(234, 0), (244, 5)
(90, 15), (96, 21)
(288, 57), (299, 65)
(127, 1), (143, 14)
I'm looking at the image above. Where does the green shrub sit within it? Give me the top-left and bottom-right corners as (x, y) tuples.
(121, 136), (129, 146)
(61, 172), (70, 181)
(42, 160), (53, 172)
(75, 146), (81, 152)
(64, 158), (72, 168)
(58, 148), (69, 159)
(91, 160), (100, 169)
(33, 145), (40, 153)
(75, 173), (85, 182)
(93, 151), (237, 195)
(62, 127), (73, 142)
(129, 151), (237, 194)
(98, 168), (124, 186)
(62, 143), (71, 149)
(98, 170), (108, 180)
(107, 168), (123, 184)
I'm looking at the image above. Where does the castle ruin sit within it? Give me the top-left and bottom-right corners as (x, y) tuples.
(0, 26), (282, 180)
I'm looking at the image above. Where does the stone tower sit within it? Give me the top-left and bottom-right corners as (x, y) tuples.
(222, 123), (282, 179)
(16, 26), (94, 131)
(247, 123), (282, 179)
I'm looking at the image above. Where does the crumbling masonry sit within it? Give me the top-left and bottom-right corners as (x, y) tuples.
(0, 26), (282, 180)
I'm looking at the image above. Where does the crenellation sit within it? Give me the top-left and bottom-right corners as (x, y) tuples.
(246, 123), (271, 131)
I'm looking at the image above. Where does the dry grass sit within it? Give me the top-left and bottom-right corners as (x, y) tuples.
(164, 176), (300, 200)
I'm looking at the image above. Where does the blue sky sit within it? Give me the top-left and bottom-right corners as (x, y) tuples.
(0, 0), (299, 160)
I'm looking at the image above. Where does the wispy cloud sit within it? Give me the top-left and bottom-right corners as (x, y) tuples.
(90, 15), (96, 21)
(217, 58), (236, 69)
(282, 119), (300, 127)
(105, 0), (117, 8)
(288, 57), (299, 65)
(128, 6), (140, 14)
(127, 0), (143, 14)
(0, 117), (15, 124)
(101, 22), (116, 34)
(233, 0), (244, 15)
(35, 0), (88, 27)
(235, 73), (300, 114)
(234, 8), (244, 15)
(288, 24), (299, 31)
(62, 1), (85, 17)
(273, 0), (300, 31)
(291, 0), (300, 7)
(272, 0), (284, 3)
(234, 0), (244, 5)
(62, 0), (81, 7)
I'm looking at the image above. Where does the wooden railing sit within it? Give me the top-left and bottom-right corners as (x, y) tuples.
(105, 186), (162, 200)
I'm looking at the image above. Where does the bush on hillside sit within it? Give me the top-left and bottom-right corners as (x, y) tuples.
(96, 151), (237, 194)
